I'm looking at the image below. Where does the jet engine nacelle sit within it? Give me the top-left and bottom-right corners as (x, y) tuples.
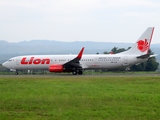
(49, 64), (64, 72)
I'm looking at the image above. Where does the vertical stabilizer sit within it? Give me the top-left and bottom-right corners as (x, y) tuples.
(120, 27), (154, 55)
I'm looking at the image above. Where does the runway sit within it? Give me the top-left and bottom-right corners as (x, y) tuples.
(0, 72), (160, 77)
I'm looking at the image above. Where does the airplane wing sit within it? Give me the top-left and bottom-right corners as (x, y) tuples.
(49, 47), (84, 74)
(63, 47), (84, 71)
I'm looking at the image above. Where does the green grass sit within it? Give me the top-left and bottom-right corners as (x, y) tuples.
(0, 76), (160, 120)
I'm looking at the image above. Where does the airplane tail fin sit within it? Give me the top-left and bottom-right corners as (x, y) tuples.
(120, 27), (154, 55)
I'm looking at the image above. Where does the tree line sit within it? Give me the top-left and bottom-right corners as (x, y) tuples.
(104, 47), (159, 71)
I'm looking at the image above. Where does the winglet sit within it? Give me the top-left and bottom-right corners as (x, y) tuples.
(77, 47), (84, 59)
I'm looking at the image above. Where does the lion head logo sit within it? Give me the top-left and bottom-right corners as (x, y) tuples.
(137, 39), (149, 52)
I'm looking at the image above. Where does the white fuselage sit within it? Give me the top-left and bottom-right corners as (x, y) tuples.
(2, 54), (146, 71)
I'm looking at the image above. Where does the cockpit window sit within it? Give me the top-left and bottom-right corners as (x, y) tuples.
(8, 59), (13, 62)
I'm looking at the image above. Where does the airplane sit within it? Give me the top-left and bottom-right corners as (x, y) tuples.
(2, 27), (155, 75)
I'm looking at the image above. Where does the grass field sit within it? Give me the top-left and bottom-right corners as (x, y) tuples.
(0, 75), (160, 120)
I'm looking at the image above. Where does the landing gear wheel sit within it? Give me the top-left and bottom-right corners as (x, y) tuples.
(72, 71), (77, 75)
(15, 72), (18, 75)
(78, 70), (83, 75)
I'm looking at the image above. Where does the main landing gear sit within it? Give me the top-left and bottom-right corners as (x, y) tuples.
(72, 70), (83, 75)
(15, 70), (18, 75)
(15, 71), (18, 75)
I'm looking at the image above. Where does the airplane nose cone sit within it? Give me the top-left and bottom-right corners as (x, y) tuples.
(2, 62), (7, 68)
(2, 62), (5, 67)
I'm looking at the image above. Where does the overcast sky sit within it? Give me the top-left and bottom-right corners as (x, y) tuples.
(0, 0), (160, 43)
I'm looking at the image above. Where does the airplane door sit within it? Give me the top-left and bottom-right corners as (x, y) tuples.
(16, 57), (20, 65)
(94, 57), (98, 64)
(123, 56), (129, 66)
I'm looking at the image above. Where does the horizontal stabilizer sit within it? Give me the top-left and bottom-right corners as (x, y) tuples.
(149, 54), (158, 58)
(137, 54), (158, 59)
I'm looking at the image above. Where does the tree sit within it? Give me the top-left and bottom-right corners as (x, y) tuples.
(104, 47), (126, 54)
(130, 49), (159, 71)
(116, 48), (126, 53)
(111, 47), (118, 53)
(130, 62), (146, 71)
(103, 51), (109, 54)
(145, 57), (159, 71)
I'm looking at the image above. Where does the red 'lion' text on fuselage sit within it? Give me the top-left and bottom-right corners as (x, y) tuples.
(21, 57), (50, 65)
